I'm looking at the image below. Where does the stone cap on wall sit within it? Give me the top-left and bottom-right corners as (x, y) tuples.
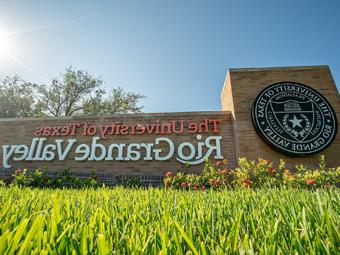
(227, 65), (330, 72)
(0, 110), (233, 122)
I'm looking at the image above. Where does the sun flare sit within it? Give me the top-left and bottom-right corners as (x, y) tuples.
(0, 26), (13, 56)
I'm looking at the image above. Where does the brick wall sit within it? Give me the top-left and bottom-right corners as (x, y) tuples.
(221, 65), (340, 167)
(0, 111), (236, 176)
(1, 65), (338, 177)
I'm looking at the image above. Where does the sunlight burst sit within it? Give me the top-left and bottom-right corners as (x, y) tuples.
(0, 25), (14, 56)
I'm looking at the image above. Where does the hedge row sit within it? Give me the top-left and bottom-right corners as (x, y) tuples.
(0, 168), (142, 188)
(1, 155), (339, 189)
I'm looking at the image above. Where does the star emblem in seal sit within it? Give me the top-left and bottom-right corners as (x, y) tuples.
(288, 115), (303, 128)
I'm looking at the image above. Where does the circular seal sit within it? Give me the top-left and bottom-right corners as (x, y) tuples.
(251, 82), (338, 156)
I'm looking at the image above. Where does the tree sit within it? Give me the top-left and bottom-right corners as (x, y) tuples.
(84, 87), (146, 115)
(0, 75), (37, 118)
(35, 67), (105, 116)
(36, 67), (146, 116)
(0, 67), (146, 118)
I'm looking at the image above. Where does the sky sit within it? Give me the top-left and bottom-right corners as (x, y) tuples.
(0, 0), (339, 113)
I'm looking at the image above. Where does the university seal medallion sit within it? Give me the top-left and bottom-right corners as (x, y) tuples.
(251, 82), (337, 156)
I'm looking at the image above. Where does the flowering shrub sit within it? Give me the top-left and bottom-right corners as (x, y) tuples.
(164, 155), (340, 190)
(234, 158), (287, 188)
(165, 159), (233, 190)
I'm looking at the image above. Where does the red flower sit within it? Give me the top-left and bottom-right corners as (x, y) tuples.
(242, 178), (252, 188)
(181, 182), (187, 188)
(165, 171), (173, 178)
(266, 160), (270, 164)
(212, 179), (222, 186)
(15, 169), (23, 174)
(217, 169), (229, 175)
(269, 167), (276, 174)
(306, 179), (317, 185)
(215, 161), (223, 167)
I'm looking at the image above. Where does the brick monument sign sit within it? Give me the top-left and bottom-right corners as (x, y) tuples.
(0, 65), (339, 181)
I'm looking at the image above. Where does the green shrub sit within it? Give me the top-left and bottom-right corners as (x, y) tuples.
(11, 167), (101, 189)
(116, 176), (142, 188)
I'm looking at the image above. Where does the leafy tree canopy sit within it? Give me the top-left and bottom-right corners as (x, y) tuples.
(0, 67), (146, 118)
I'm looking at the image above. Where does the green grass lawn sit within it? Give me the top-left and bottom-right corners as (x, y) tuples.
(0, 187), (339, 254)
